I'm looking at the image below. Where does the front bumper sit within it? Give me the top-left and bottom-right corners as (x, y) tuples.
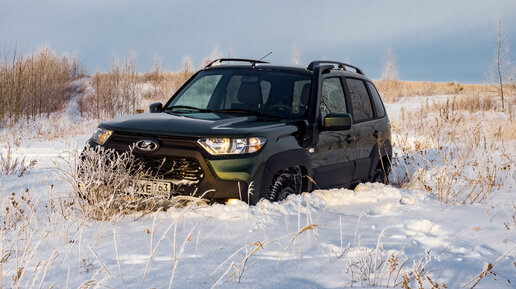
(86, 133), (265, 204)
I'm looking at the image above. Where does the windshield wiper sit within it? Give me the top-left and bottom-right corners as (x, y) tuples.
(165, 105), (212, 113)
(166, 106), (280, 119)
(212, 109), (280, 119)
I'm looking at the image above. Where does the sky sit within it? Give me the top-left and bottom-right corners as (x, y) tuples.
(1, 0), (515, 83)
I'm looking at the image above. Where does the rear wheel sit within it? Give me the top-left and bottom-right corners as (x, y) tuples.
(371, 162), (390, 184)
(267, 167), (302, 202)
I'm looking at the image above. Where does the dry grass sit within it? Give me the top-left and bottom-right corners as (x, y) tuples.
(1, 45), (514, 287)
(0, 161), (211, 288)
(342, 226), (435, 288)
(210, 240), (265, 286)
(0, 144), (36, 176)
(389, 91), (515, 206)
(0, 145), (212, 287)
(463, 246), (515, 289)
(374, 80), (515, 103)
(0, 112), (99, 146)
(0, 187), (74, 288)
(57, 144), (215, 221)
(57, 145), (176, 220)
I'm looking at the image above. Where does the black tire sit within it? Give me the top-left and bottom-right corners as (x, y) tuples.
(371, 164), (390, 185)
(267, 168), (302, 202)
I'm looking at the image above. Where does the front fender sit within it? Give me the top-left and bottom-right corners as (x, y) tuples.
(258, 149), (313, 201)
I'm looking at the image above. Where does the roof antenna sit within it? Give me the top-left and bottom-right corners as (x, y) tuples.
(258, 51), (272, 61)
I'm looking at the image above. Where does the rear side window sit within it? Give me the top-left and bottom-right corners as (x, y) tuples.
(346, 78), (373, 122)
(367, 82), (386, 118)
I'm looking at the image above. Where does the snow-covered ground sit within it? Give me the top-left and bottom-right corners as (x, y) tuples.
(1, 94), (515, 288)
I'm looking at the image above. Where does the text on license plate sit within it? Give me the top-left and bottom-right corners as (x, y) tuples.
(127, 179), (173, 195)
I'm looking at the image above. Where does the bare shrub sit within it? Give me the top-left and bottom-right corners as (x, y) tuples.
(79, 55), (142, 119)
(58, 146), (173, 220)
(376, 49), (402, 102)
(141, 56), (168, 101)
(59, 145), (210, 221)
(140, 56), (194, 105)
(120, 54), (142, 115)
(0, 47), (85, 127)
(77, 53), (200, 118)
(80, 54), (197, 118)
(495, 17), (508, 110)
(201, 46), (224, 68)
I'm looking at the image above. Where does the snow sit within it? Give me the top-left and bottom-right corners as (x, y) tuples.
(1, 94), (515, 288)
(384, 94), (452, 119)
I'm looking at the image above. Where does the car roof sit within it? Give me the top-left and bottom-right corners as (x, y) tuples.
(325, 69), (370, 80)
(204, 63), (369, 79)
(204, 63), (310, 74)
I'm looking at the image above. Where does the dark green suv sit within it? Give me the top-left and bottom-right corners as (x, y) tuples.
(87, 59), (392, 205)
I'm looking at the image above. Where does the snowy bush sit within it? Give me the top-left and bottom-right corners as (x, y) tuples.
(58, 146), (172, 220)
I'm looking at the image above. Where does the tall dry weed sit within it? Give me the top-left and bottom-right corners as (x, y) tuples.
(0, 143), (36, 176)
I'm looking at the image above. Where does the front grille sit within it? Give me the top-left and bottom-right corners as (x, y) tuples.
(137, 156), (204, 183)
(106, 132), (205, 184)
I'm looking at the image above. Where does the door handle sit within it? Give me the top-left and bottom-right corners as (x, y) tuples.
(373, 130), (379, 138)
(345, 134), (355, 143)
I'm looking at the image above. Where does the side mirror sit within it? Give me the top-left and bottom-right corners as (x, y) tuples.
(149, 102), (163, 113)
(323, 113), (352, 131)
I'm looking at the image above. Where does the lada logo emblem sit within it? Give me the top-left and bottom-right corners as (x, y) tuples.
(135, 140), (159, 152)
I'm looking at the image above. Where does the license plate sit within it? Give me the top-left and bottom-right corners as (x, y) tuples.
(127, 179), (173, 195)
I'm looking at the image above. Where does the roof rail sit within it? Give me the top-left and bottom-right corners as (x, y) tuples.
(204, 58), (269, 68)
(307, 60), (364, 75)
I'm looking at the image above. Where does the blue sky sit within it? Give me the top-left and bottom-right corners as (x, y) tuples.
(1, 0), (515, 83)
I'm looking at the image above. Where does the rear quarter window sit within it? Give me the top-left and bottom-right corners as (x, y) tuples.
(367, 82), (386, 118)
(346, 78), (373, 122)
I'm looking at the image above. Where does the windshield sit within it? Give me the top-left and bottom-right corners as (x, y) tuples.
(166, 69), (312, 119)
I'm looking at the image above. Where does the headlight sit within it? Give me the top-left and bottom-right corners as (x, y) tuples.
(197, 137), (266, 155)
(92, 127), (113, 145)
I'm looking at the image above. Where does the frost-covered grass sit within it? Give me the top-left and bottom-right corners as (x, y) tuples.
(0, 92), (515, 288)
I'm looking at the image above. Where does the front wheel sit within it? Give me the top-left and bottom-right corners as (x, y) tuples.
(267, 167), (302, 202)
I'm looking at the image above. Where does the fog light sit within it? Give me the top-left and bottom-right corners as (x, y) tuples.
(226, 198), (240, 205)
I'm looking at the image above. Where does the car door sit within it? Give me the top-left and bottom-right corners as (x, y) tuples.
(344, 77), (383, 181)
(310, 76), (356, 188)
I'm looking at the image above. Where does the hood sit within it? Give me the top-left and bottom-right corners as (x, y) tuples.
(100, 112), (290, 137)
